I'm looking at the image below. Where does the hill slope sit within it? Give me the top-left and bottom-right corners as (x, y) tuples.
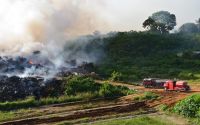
(95, 32), (200, 82)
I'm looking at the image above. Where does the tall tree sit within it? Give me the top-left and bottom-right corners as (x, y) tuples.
(196, 18), (200, 32)
(143, 11), (176, 34)
(179, 23), (198, 33)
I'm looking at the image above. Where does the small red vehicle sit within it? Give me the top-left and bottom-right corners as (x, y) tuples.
(164, 80), (190, 91)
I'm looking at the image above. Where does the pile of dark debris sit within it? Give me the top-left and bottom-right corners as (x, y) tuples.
(0, 53), (98, 102)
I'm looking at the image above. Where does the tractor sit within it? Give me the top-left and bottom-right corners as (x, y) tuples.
(164, 80), (190, 92)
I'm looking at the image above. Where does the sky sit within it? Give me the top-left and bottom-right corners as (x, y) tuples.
(0, 0), (199, 46)
(0, 0), (199, 56)
(101, 0), (200, 31)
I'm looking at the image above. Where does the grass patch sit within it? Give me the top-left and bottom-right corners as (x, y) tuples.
(88, 116), (174, 125)
(159, 104), (169, 111)
(134, 92), (159, 101)
(0, 93), (94, 111)
(0, 111), (16, 122)
(0, 109), (34, 122)
(0, 76), (135, 111)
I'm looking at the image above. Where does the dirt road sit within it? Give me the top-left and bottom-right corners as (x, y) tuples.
(102, 80), (200, 107)
(1, 81), (199, 125)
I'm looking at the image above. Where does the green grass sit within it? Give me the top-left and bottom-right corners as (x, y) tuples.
(0, 109), (34, 122)
(88, 116), (175, 125)
(0, 76), (135, 111)
(0, 93), (95, 111)
(0, 111), (16, 122)
(134, 92), (159, 101)
(173, 94), (200, 118)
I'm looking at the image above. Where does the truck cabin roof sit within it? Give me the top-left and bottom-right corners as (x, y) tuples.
(143, 78), (160, 81)
(166, 80), (187, 85)
(176, 81), (187, 85)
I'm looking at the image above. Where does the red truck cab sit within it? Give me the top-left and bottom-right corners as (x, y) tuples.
(164, 80), (190, 91)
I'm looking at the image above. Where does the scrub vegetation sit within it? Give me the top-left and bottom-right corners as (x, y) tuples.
(96, 32), (200, 82)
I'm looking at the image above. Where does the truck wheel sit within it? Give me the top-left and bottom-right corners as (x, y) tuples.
(183, 88), (186, 92)
(164, 87), (168, 91)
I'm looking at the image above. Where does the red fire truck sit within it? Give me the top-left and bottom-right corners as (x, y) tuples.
(164, 80), (190, 92)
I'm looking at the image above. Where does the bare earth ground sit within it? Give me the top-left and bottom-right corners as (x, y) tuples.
(0, 81), (199, 125)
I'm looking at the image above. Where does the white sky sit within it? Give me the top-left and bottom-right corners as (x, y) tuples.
(0, 0), (199, 36)
(0, 0), (199, 55)
(100, 0), (200, 31)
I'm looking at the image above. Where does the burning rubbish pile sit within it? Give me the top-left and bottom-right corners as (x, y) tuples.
(0, 0), (112, 102)
(0, 33), (109, 102)
(0, 51), (98, 102)
(0, 54), (96, 77)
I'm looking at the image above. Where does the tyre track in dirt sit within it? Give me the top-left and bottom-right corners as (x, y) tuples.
(1, 81), (199, 125)
(0, 101), (145, 125)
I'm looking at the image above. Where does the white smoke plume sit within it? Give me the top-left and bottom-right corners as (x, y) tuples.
(0, 0), (108, 55)
(0, 0), (110, 77)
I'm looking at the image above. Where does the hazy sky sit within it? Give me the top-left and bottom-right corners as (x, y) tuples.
(100, 0), (200, 31)
(0, 0), (199, 40)
(0, 0), (199, 55)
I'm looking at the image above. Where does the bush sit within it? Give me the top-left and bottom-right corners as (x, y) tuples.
(178, 72), (196, 80)
(109, 71), (122, 82)
(173, 94), (200, 117)
(143, 92), (159, 100)
(159, 104), (168, 111)
(64, 76), (135, 98)
(134, 92), (159, 101)
(99, 82), (135, 98)
(64, 76), (100, 95)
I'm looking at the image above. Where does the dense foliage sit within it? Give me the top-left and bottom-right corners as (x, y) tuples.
(64, 76), (100, 95)
(179, 23), (199, 33)
(143, 11), (176, 34)
(174, 94), (200, 118)
(96, 31), (200, 82)
(64, 76), (135, 98)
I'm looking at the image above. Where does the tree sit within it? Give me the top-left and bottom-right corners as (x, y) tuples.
(179, 23), (198, 33)
(143, 11), (176, 34)
(196, 18), (200, 32)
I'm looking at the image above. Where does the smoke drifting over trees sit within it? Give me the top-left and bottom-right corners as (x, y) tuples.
(0, 0), (110, 76)
(0, 0), (113, 80)
(0, 0), (108, 55)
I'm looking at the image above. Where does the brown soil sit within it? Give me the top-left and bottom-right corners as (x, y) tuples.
(99, 80), (200, 107)
(0, 102), (145, 125)
(1, 81), (200, 125)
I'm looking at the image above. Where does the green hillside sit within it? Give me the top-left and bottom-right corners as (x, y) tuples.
(95, 32), (200, 82)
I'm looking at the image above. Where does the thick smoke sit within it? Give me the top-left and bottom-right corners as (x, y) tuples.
(0, 0), (108, 54)
(0, 0), (109, 77)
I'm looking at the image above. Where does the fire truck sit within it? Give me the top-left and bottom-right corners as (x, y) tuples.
(142, 78), (190, 92)
(164, 80), (190, 91)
